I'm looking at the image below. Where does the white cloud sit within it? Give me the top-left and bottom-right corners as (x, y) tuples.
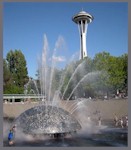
(52, 56), (66, 62)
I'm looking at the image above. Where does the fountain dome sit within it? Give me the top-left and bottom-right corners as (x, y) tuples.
(14, 105), (81, 135)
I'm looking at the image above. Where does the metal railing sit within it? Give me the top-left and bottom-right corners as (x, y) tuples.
(3, 94), (45, 100)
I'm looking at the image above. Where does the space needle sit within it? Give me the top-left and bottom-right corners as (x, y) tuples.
(72, 10), (94, 60)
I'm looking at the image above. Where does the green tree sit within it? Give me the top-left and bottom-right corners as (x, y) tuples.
(92, 52), (111, 96)
(34, 51), (128, 99)
(92, 51), (128, 96)
(3, 59), (11, 93)
(4, 50), (29, 94)
(121, 54), (128, 94)
(108, 54), (128, 94)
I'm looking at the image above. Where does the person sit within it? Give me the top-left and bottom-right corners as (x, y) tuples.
(114, 114), (118, 127)
(125, 116), (128, 128)
(125, 115), (128, 121)
(119, 118), (124, 128)
(8, 129), (14, 145)
(126, 119), (128, 128)
(12, 124), (17, 132)
(98, 116), (102, 126)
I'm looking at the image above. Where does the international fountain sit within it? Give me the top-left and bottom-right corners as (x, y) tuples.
(3, 11), (128, 147)
(13, 34), (101, 138)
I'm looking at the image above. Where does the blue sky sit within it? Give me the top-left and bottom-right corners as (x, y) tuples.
(3, 2), (128, 79)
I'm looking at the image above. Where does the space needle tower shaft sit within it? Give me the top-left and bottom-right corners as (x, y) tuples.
(72, 10), (94, 59)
